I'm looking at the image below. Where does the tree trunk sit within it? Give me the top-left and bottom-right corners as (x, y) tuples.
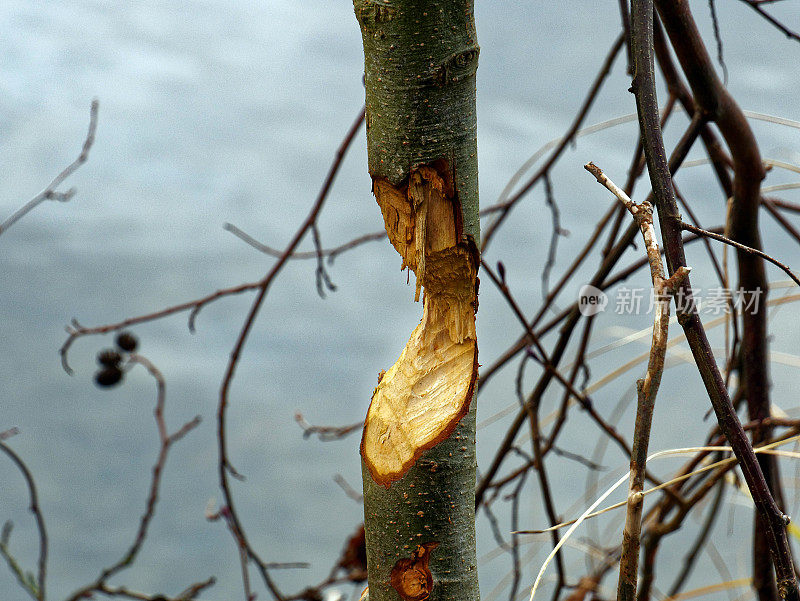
(353, 3), (481, 601)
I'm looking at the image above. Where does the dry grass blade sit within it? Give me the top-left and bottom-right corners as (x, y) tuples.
(524, 434), (800, 600)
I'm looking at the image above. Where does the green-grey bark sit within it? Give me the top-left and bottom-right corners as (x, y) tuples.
(361, 405), (479, 601)
(353, 2), (481, 601)
(354, 0), (480, 242)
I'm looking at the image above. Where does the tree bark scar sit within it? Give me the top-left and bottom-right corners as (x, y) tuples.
(362, 160), (479, 487)
(390, 542), (439, 601)
(356, 1), (395, 25)
(425, 46), (480, 87)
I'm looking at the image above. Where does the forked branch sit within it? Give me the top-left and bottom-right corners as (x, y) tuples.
(0, 100), (99, 237)
(631, 0), (799, 598)
(586, 162), (690, 601)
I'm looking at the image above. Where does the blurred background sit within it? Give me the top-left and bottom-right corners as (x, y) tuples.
(1, 1), (799, 599)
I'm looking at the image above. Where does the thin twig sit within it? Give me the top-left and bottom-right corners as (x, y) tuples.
(508, 466), (528, 601)
(585, 162), (690, 601)
(481, 32), (625, 252)
(333, 475), (364, 503)
(215, 105), (365, 601)
(295, 413), (363, 442)
(735, 0), (800, 42)
(762, 197), (800, 245)
(311, 222), (337, 297)
(0, 100), (99, 237)
(94, 577), (216, 601)
(667, 470), (726, 597)
(767, 197), (800, 214)
(64, 355), (202, 601)
(0, 443), (47, 601)
(225, 222), (386, 263)
(541, 173), (568, 299)
(61, 279), (265, 373)
(0, 427), (19, 441)
(679, 220), (800, 287)
(673, 185), (739, 383)
(707, 0), (728, 85)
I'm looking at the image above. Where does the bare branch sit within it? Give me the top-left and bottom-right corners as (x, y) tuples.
(295, 413), (363, 442)
(215, 105), (365, 601)
(0, 100), (99, 237)
(736, 0), (800, 42)
(0, 427), (19, 441)
(94, 577), (216, 601)
(61, 279), (265, 373)
(585, 161), (690, 601)
(64, 354), (202, 601)
(679, 220), (800, 287)
(225, 222), (386, 262)
(0, 442), (48, 601)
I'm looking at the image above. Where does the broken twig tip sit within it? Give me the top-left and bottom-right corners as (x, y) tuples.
(584, 162), (602, 179)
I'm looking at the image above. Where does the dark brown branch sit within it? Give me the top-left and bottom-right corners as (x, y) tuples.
(311, 222), (337, 297)
(652, 20), (735, 200)
(667, 475), (726, 597)
(762, 197), (800, 246)
(707, 0), (729, 85)
(215, 105), (365, 601)
(542, 314), (596, 458)
(679, 220), (800, 287)
(541, 173), (569, 299)
(481, 32), (625, 251)
(549, 445), (607, 472)
(635, 2), (799, 599)
(767, 197), (800, 214)
(61, 280), (266, 373)
(736, 0), (800, 42)
(657, 3), (789, 593)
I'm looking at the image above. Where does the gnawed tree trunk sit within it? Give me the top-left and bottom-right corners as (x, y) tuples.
(353, 3), (480, 601)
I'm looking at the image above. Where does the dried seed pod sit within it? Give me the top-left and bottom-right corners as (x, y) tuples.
(95, 366), (123, 388)
(97, 349), (122, 367)
(115, 331), (138, 352)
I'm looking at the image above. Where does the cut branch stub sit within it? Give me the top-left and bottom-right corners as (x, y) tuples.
(362, 163), (478, 487)
(390, 542), (439, 601)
